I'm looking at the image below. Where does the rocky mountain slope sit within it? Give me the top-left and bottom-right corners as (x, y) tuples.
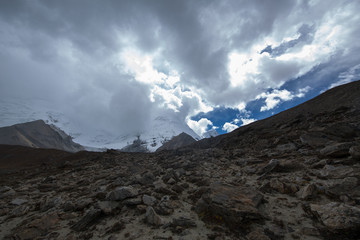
(0, 120), (83, 152)
(0, 99), (200, 151)
(156, 132), (197, 152)
(0, 80), (359, 240)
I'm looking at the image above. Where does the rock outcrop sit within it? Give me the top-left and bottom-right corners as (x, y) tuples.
(0, 120), (83, 152)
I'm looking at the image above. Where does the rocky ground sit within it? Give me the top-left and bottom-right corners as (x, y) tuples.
(1, 82), (360, 240)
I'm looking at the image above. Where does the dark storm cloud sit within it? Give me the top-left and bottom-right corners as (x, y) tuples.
(1, 0), (360, 141)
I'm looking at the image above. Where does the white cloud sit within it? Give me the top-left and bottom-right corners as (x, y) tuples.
(222, 122), (238, 133)
(187, 118), (213, 137)
(256, 86), (312, 112)
(296, 86), (311, 98)
(257, 89), (294, 112)
(329, 64), (360, 89)
(240, 118), (257, 126)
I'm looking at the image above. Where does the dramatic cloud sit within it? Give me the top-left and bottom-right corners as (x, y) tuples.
(222, 122), (238, 133)
(187, 118), (213, 137)
(1, 0), (359, 143)
(240, 118), (257, 126)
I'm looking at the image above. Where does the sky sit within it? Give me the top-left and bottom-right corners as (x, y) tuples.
(1, 0), (360, 138)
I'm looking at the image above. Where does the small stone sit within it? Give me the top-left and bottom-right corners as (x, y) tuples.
(167, 178), (176, 185)
(349, 146), (360, 159)
(145, 206), (163, 226)
(297, 183), (317, 200)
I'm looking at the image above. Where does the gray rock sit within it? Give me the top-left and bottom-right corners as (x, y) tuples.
(297, 183), (317, 200)
(325, 177), (360, 198)
(320, 142), (353, 158)
(276, 143), (297, 152)
(107, 186), (138, 201)
(195, 182), (263, 231)
(137, 172), (156, 185)
(258, 159), (279, 178)
(171, 217), (196, 228)
(145, 206), (163, 226)
(11, 205), (30, 217)
(142, 195), (157, 206)
(349, 145), (360, 159)
(319, 165), (355, 179)
(300, 133), (332, 147)
(96, 201), (120, 214)
(72, 208), (102, 231)
(11, 198), (28, 205)
(308, 202), (360, 233)
(0, 186), (15, 199)
(123, 196), (142, 206)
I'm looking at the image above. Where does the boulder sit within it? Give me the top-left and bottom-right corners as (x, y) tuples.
(195, 182), (263, 231)
(142, 195), (157, 206)
(325, 177), (360, 199)
(300, 133), (332, 147)
(107, 186), (138, 201)
(319, 142), (353, 158)
(308, 202), (360, 235)
(319, 165), (355, 179)
(276, 143), (297, 152)
(11, 198), (28, 205)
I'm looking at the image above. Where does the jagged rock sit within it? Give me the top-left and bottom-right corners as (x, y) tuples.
(324, 122), (360, 139)
(307, 202), (360, 235)
(14, 213), (59, 239)
(276, 143), (297, 152)
(11, 205), (30, 217)
(258, 159), (279, 178)
(319, 165), (355, 179)
(145, 206), (163, 226)
(319, 142), (353, 158)
(106, 221), (125, 234)
(40, 196), (62, 211)
(72, 208), (102, 231)
(325, 177), (360, 199)
(96, 201), (120, 214)
(171, 217), (196, 228)
(297, 183), (317, 200)
(246, 229), (271, 240)
(155, 195), (176, 215)
(167, 178), (176, 185)
(0, 186), (15, 199)
(107, 186), (138, 201)
(269, 179), (286, 194)
(195, 182), (263, 231)
(123, 196), (142, 206)
(142, 195), (157, 206)
(300, 133), (332, 147)
(137, 172), (156, 185)
(350, 145), (360, 159)
(11, 198), (28, 205)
